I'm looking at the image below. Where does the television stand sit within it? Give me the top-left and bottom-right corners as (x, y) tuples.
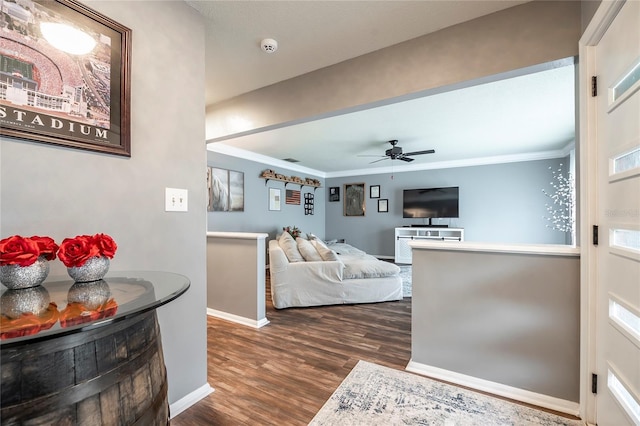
(410, 218), (449, 227)
(394, 226), (464, 264)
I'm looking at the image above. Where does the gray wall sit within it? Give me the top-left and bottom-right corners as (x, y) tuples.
(207, 151), (325, 241)
(0, 1), (208, 406)
(205, 154), (572, 255)
(411, 246), (580, 402)
(206, 1), (581, 140)
(326, 158), (570, 256)
(207, 234), (267, 323)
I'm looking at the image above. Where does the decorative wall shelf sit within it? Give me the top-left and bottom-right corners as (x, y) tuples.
(260, 170), (321, 189)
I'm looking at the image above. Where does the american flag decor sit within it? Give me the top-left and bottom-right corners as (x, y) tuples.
(286, 189), (301, 205)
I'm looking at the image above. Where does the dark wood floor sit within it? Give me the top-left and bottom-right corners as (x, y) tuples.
(170, 279), (411, 425)
(171, 276), (579, 425)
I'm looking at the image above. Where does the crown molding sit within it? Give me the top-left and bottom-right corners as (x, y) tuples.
(207, 143), (326, 177)
(207, 142), (574, 180)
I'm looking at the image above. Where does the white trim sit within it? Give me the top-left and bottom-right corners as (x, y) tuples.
(578, 1), (627, 424)
(578, 39), (599, 426)
(207, 141), (574, 179)
(169, 383), (214, 419)
(207, 143), (325, 177)
(408, 240), (580, 257)
(206, 308), (270, 329)
(325, 149), (572, 178)
(405, 360), (582, 418)
(206, 231), (269, 240)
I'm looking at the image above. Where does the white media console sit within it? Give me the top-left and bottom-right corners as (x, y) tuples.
(395, 227), (464, 264)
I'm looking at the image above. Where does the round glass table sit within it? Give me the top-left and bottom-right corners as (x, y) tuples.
(0, 271), (190, 425)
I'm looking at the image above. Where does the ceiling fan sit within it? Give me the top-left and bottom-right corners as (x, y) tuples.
(359, 140), (435, 163)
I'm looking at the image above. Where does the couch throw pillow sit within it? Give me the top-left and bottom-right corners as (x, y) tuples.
(311, 237), (329, 250)
(311, 240), (340, 262)
(296, 237), (323, 261)
(279, 232), (305, 262)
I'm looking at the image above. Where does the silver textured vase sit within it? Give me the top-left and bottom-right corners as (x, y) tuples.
(0, 256), (50, 289)
(67, 256), (110, 283)
(67, 280), (111, 310)
(0, 286), (51, 319)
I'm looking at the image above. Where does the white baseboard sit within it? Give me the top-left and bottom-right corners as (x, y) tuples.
(206, 308), (270, 328)
(169, 383), (214, 419)
(405, 360), (581, 418)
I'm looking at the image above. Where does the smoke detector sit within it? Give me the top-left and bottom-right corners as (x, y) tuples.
(260, 38), (278, 53)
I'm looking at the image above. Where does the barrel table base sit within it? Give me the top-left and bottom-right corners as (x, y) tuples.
(1, 310), (168, 425)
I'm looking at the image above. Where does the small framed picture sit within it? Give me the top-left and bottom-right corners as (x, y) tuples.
(329, 186), (340, 202)
(268, 188), (281, 211)
(370, 185), (380, 199)
(378, 199), (389, 213)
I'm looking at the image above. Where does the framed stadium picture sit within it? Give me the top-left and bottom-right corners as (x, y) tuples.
(0, 0), (132, 156)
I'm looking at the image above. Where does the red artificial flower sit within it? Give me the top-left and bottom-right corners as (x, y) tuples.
(30, 236), (59, 261)
(0, 235), (42, 267)
(93, 233), (117, 258)
(58, 235), (100, 268)
(58, 233), (117, 268)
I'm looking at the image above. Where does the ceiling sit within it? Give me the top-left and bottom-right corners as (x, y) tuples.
(187, 1), (576, 177)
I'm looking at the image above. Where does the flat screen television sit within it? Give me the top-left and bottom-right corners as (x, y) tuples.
(402, 187), (459, 219)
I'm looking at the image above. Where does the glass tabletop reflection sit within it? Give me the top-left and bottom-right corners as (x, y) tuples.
(0, 271), (190, 346)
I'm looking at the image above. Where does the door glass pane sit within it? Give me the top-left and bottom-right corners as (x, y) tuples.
(613, 60), (640, 101)
(610, 298), (640, 344)
(613, 147), (640, 175)
(611, 229), (640, 253)
(608, 368), (640, 424)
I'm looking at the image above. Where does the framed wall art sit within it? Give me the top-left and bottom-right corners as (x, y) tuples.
(285, 189), (301, 205)
(344, 183), (365, 217)
(370, 185), (380, 198)
(207, 167), (244, 212)
(304, 193), (314, 215)
(329, 186), (340, 202)
(0, 0), (132, 156)
(378, 199), (389, 213)
(268, 188), (281, 211)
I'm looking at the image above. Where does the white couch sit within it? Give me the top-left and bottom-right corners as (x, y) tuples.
(268, 236), (403, 309)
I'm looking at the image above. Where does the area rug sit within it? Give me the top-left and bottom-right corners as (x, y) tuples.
(309, 361), (583, 426)
(399, 265), (411, 298)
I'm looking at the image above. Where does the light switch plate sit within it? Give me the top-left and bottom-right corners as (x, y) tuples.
(165, 188), (188, 212)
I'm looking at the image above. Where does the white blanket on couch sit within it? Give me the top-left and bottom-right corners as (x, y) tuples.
(328, 243), (401, 279)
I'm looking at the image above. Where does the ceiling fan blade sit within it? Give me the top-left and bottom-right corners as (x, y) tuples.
(357, 154), (386, 158)
(369, 157), (390, 164)
(398, 156), (414, 162)
(404, 149), (435, 156)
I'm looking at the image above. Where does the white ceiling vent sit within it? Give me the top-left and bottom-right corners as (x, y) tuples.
(261, 38), (278, 53)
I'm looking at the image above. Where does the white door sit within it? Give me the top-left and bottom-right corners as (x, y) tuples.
(592, 1), (640, 425)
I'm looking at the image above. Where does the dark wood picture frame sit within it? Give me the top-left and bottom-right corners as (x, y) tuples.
(378, 199), (389, 213)
(344, 183), (365, 216)
(0, 0), (132, 156)
(370, 185), (380, 198)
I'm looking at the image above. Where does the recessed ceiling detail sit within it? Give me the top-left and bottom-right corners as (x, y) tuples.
(211, 64), (576, 174)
